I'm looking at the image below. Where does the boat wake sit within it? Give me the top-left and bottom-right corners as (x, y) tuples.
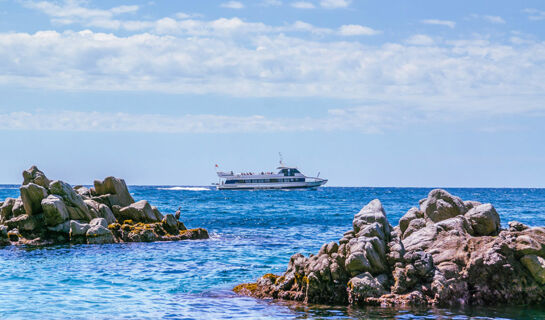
(157, 186), (211, 191)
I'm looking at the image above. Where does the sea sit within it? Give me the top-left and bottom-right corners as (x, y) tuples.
(1, 186), (545, 320)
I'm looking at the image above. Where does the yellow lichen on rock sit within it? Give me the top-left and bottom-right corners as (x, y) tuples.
(233, 283), (258, 295)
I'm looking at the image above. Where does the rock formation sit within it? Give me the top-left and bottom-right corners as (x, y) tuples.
(234, 189), (545, 307)
(0, 166), (208, 246)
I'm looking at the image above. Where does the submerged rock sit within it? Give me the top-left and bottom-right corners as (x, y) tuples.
(235, 189), (545, 308)
(0, 165), (209, 247)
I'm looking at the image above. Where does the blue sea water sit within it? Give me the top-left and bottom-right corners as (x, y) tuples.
(1, 186), (545, 319)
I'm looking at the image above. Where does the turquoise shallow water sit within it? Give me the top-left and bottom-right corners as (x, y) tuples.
(1, 186), (545, 319)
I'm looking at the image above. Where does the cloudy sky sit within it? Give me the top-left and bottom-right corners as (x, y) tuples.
(0, 0), (544, 186)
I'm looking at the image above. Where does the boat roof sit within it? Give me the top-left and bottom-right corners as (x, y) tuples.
(276, 166), (298, 170)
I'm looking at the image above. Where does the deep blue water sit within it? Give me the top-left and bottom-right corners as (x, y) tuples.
(1, 186), (545, 319)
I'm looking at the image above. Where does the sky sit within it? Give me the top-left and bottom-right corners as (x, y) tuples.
(0, 0), (544, 187)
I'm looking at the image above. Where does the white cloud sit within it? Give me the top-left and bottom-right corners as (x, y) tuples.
(338, 24), (380, 36)
(291, 1), (315, 9)
(320, 0), (351, 9)
(24, 1), (338, 36)
(1, 29), (544, 122)
(405, 34), (434, 45)
(23, 0), (139, 28)
(471, 14), (506, 24)
(483, 15), (505, 24)
(221, 1), (245, 9)
(421, 19), (456, 28)
(261, 0), (282, 6)
(523, 8), (545, 21)
(0, 109), (402, 134)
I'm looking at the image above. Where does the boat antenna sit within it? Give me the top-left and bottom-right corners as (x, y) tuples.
(278, 152), (284, 166)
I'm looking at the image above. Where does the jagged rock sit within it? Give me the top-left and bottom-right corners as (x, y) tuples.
(11, 198), (25, 217)
(41, 195), (69, 226)
(117, 200), (160, 223)
(521, 255), (545, 285)
(399, 207), (424, 234)
(0, 198), (16, 223)
(353, 199), (391, 237)
(74, 186), (91, 198)
(49, 180), (93, 221)
(402, 218), (426, 239)
(420, 189), (467, 223)
(179, 228), (209, 240)
(463, 200), (481, 211)
(22, 166), (50, 188)
(509, 221), (529, 232)
(464, 203), (500, 236)
(84, 200), (116, 225)
(86, 224), (115, 244)
(20, 183), (48, 215)
(152, 206), (164, 221)
(93, 176), (134, 207)
(162, 214), (179, 234)
(235, 189), (545, 308)
(347, 272), (389, 304)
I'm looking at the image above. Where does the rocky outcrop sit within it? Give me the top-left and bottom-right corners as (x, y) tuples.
(235, 189), (545, 307)
(0, 166), (209, 247)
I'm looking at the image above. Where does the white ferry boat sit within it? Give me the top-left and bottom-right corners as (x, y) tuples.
(215, 160), (327, 190)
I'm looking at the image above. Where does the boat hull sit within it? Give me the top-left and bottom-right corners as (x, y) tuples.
(217, 180), (326, 190)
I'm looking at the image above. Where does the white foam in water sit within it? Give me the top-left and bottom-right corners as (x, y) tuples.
(158, 186), (211, 191)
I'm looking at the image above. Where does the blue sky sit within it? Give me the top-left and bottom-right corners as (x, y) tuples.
(0, 0), (544, 187)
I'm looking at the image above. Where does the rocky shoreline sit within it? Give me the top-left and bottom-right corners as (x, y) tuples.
(0, 166), (208, 246)
(234, 189), (545, 307)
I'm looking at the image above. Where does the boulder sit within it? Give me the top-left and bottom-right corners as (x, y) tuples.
(93, 176), (134, 207)
(179, 228), (209, 240)
(86, 225), (115, 244)
(89, 217), (108, 229)
(0, 198), (16, 223)
(41, 195), (69, 226)
(20, 183), (48, 215)
(11, 198), (25, 217)
(117, 200), (159, 223)
(49, 180), (93, 221)
(84, 200), (116, 225)
(5, 214), (44, 232)
(69, 220), (90, 237)
(162, 214), (179, 234)
(22, 166), (50, 188)
(464, 203), (500, 236)
(420, 189), (467, 223)
(47, 221), (70, 234)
